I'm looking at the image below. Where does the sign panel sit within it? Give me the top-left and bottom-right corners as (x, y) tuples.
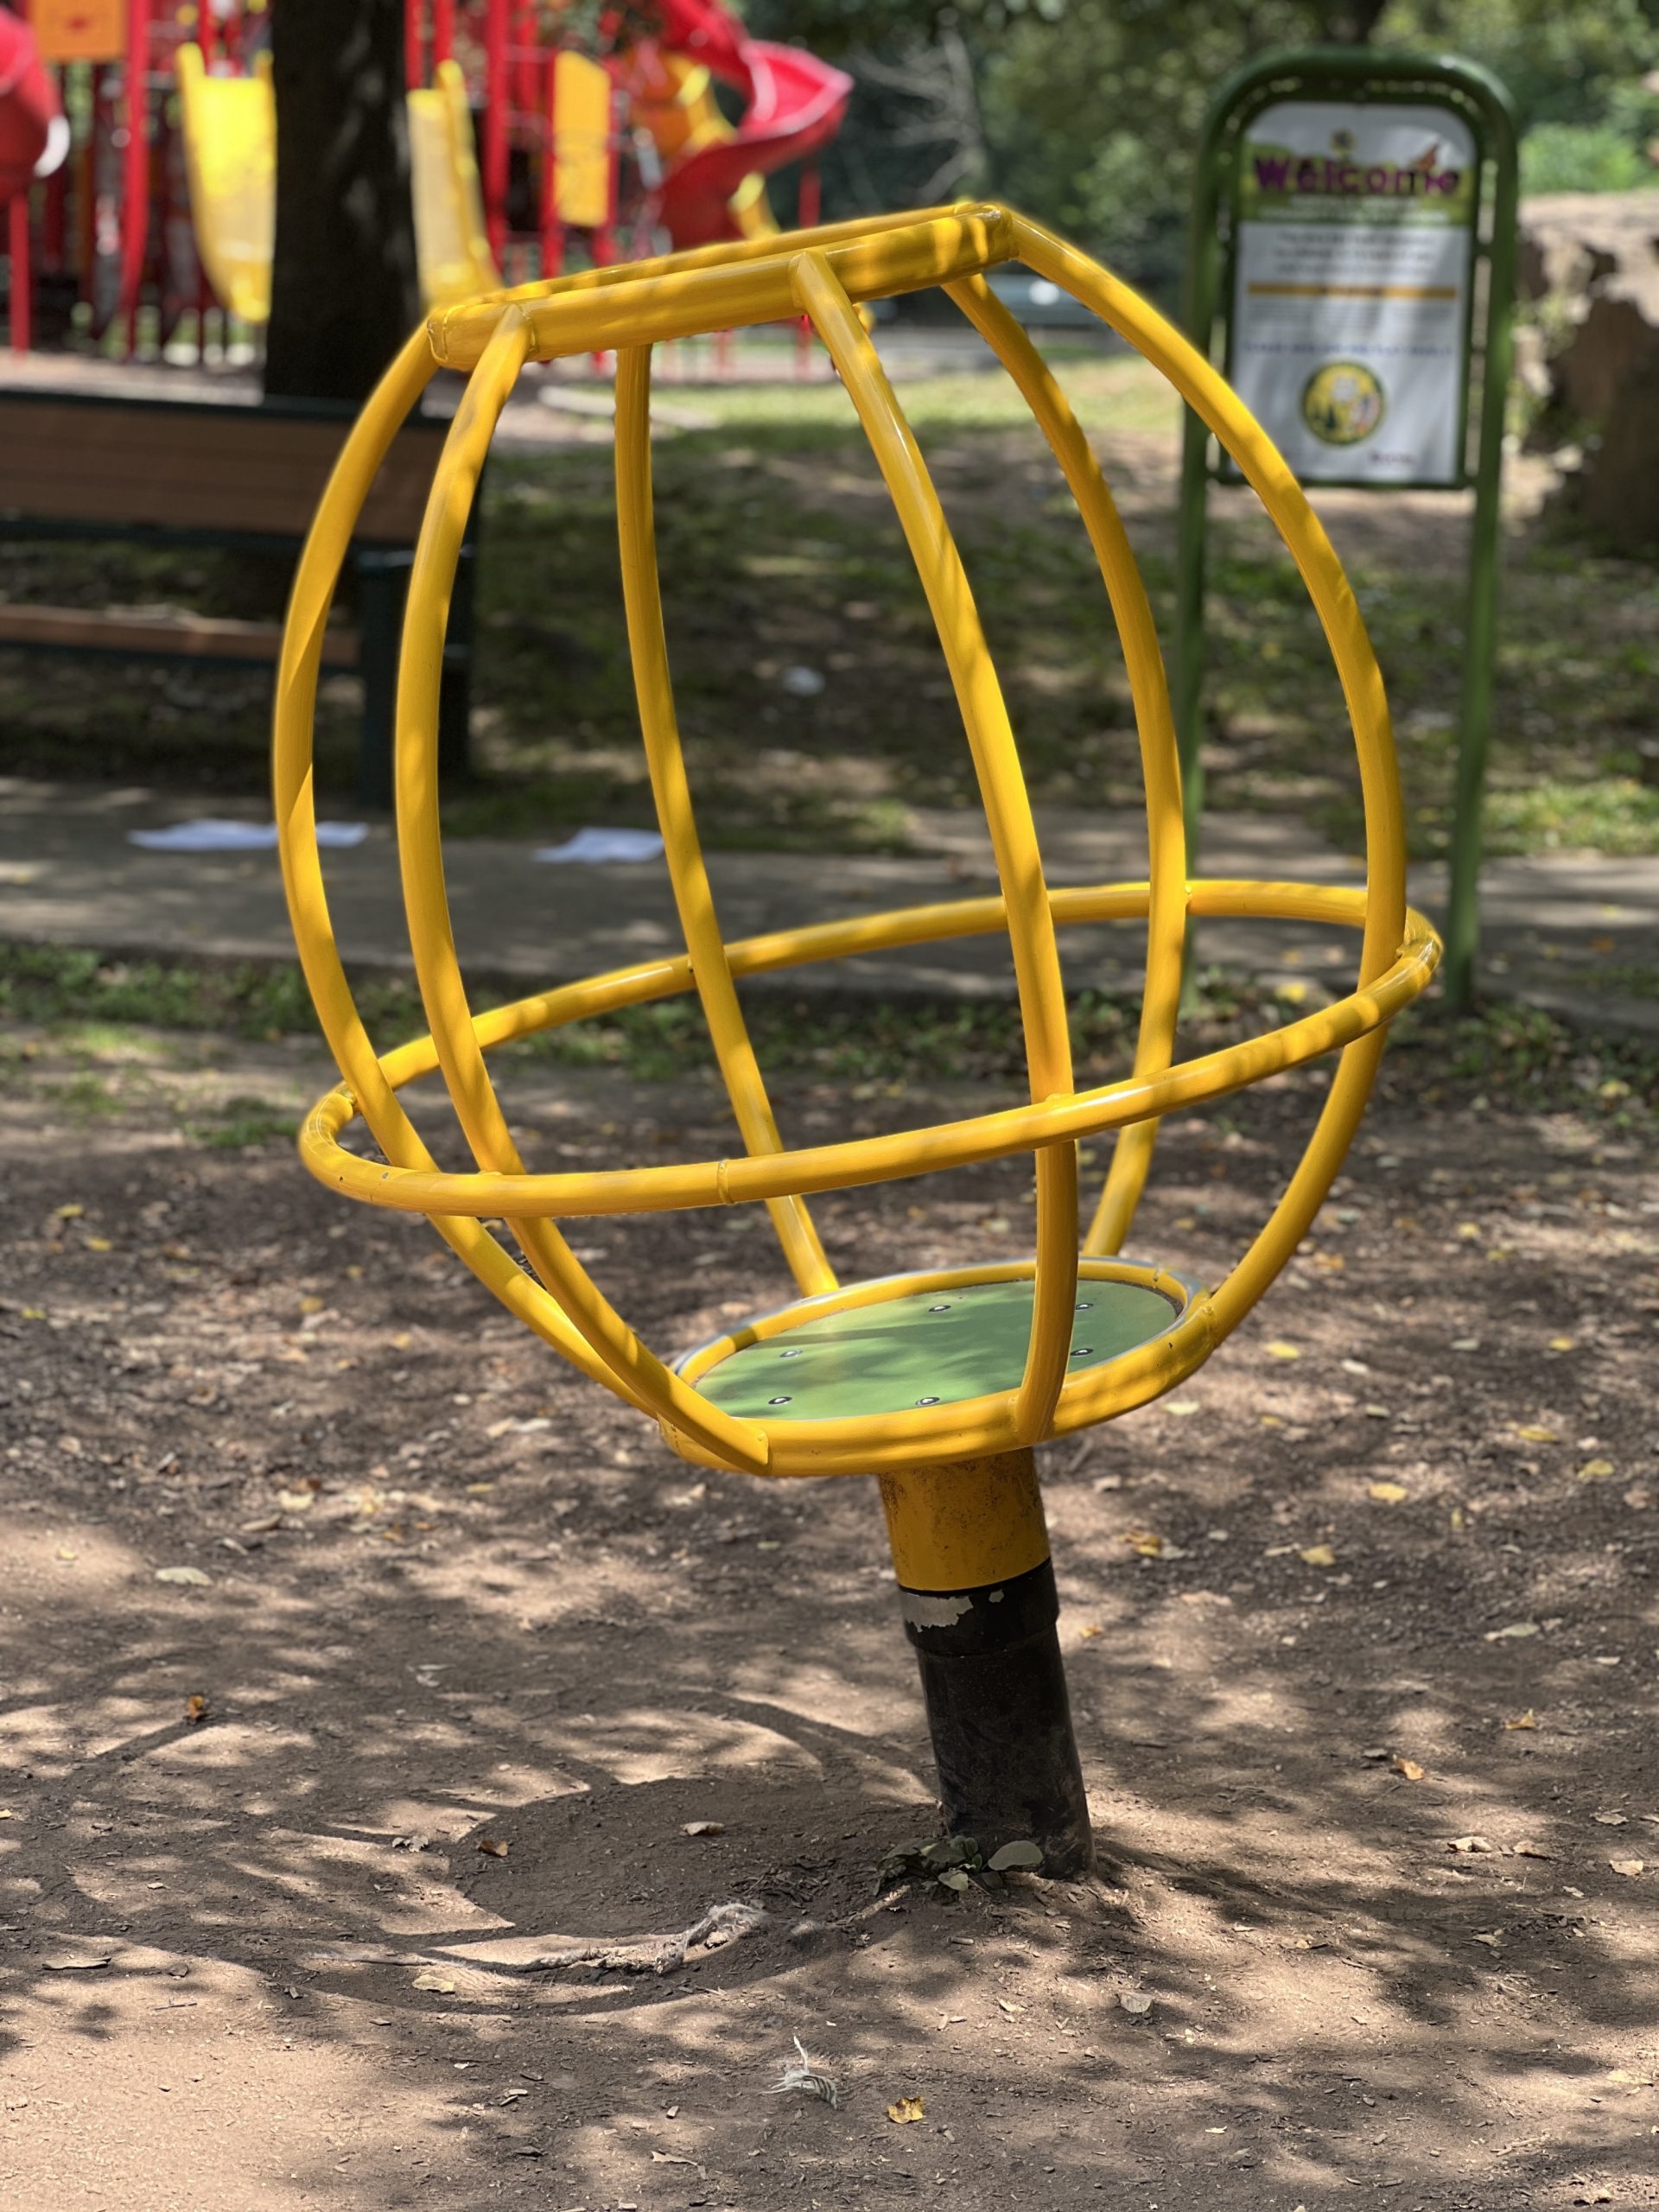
(1229, 99), (1477, 485)
(29, 0), (127, 65)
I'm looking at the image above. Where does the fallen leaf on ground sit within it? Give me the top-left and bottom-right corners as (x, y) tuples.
(410, 1972), (456, 1993)
(1367, 1482), (1409, 1504)
(43, 1955), (112, 1972)
(475, 1838), (509, 1858)
(1077, 1623), (1103, 1639)
(988, 1841), (1044, 1872)
(1503, 1710), (1539, 1730)
(1593, 1812), (1629, 1827)
(1300, 1544), (1337, 1568)
(276, 1490), (315, 1513)
(1513, 1425), (1558, 1444)
(681, 1821), (725, 1838)
(1578, 1459), (1616, 1481)
(155, 1566), (211, 1587)
(1119, 1992), (1154, 2016)
(1392, 1757), (1426, 1782)
(887, 2097), (925, 2124)
(1609, 1859), (1645, 1878)
(1548, 1336), (1574, 1351)
(1484, 1621), (1540, 1641)
(1122, 1531), (1164, 1557)
(1511, 1840), (1554, 1859)
(1447, 1835), (1494, 1853)
(1265, 1341), (1300, 1362)
(184, 1694), (209, 1725)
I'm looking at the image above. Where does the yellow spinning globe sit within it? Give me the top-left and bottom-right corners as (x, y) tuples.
(273, 204), (1440, 1494)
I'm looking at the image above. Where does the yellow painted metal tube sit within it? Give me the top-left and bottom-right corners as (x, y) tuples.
(943, 273), (1187, 1260)
(1005, 213), (1408, 1325)
(879, 1450), (1051, 1593)
(435, 200), (968, 320)
(296, 888), (1440, 1221)
(429, 207), (1016, 369)
(269, 325), (666, 1410)
(391, 308), (768, 1473)
(790, 248), (1078, 1446)
(1007, 213), (1406, 995)
(429, 200), (965, 335)
(613, 346), (835, 1300)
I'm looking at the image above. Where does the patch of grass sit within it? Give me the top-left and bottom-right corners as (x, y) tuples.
(6, 939), (1650, 1129)
(1384, 997), (1657, 1127)
(44, 1069), (124, 1120)
(0, 943), (421, 1043)
(1482, 775), (1659, 858)
(191, 1096), (302, 1150)
(4, 353), (1651, 863)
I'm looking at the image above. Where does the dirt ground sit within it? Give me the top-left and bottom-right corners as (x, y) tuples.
(3, 1016), (1657, 2212)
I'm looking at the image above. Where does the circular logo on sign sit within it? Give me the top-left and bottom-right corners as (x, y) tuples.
(1301, 360), (1385, 447)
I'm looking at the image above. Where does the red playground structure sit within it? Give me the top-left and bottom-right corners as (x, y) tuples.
(1, 0), (852, 358)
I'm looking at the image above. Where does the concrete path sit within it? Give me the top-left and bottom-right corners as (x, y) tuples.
(3, 776), (1655, 1032)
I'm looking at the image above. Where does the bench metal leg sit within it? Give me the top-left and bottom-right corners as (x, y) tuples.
(880, 1450), (1094, 1878)
(355, 555), (408, 813)
(439, 533), (478, 785)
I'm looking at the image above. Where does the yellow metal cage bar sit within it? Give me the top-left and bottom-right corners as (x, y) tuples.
(270, 326), (671, 1419)
(273, 203), (1439, 1484)
(391, 305), (771, 1471)
(613, 345), (836, 1301)
(791, 250), (1079, 1446)
(941, 272), (1188, 1259)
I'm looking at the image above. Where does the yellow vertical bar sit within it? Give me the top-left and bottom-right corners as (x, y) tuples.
(391, 305), (768, 1473)
(1007, 213), (1408, 1333)
(791, 250), (1077, 1443)
(613, 345), (836, 1300)
(270, 325), (671, 1412)
(944, 275), (1187, 1257)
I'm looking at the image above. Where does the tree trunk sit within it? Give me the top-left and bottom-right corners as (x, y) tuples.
(264, 0), (421, 402)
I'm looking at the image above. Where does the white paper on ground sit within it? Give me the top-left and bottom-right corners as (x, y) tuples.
(532, 827), (665, 865)
(128, 819), (369, 853)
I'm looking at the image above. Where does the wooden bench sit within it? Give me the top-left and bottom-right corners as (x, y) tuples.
(0, 387), (477, 808)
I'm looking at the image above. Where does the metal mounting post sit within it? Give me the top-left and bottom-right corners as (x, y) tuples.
(880, 1449), (1093, 1879)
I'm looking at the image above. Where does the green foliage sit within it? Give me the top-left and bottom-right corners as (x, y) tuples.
(754, 0), (1659, 292)
(1520, 121), (1658, 194)
(875, 1834), (1045, 1892)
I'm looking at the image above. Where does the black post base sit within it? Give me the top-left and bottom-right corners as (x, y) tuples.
(899, 1556), (1094, 1879)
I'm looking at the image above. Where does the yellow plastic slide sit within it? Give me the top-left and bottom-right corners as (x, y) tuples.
(626, 53), (776, 241)
(175, 48), (499, 324)
(175, 45), (274, 323)
(406, 61), (499, 304)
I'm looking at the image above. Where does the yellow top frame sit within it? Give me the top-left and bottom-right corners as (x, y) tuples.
(272, 203), (1440, 1482)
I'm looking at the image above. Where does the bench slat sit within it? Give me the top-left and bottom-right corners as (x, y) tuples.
(0, 397), (447, 543)
(0, 602), (359, 667)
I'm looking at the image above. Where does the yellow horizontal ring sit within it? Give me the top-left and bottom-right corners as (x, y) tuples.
(297, 878), (1440, 1221)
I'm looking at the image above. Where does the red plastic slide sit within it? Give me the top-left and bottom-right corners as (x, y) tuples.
(650, 0), (852, 251)
(0, 7), (60, 205)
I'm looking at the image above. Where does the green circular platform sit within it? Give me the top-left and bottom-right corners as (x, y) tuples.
(694, 1273), (1185, 1422)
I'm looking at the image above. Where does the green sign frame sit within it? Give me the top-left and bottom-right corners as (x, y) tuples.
(1176, 47), (1519, 1007)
